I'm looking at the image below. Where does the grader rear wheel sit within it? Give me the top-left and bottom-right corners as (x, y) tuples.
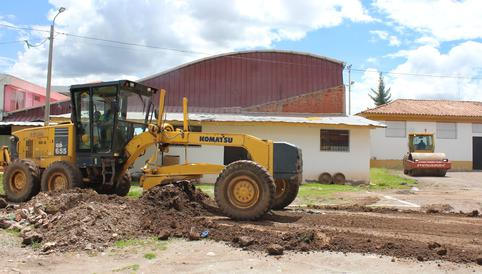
(3, 160), (40, 202)
(41, 161), (83, 192)
(215, 160), (275, 221)
(271, 177), (300, 210)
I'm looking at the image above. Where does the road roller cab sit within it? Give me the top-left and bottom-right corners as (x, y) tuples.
(403, 133), (451, 176)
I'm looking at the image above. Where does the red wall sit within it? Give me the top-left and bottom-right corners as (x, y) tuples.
(141, 51), (345, 114)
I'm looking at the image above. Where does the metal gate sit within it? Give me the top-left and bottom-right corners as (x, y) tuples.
(473, 137), (482, 170)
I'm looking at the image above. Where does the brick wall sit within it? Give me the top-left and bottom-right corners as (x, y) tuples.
(244, 85), (345, 114)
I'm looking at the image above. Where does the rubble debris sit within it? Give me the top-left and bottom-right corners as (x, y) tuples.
(0, 198), (8, 208)
(468, 210), (479, 217)
(22, 231), (42, 245)
(476, 257), (482, 265)
(158, 230), (170, 241)
(421, 204), (453, 214)
(0, 182), (480, 265)
(267, 244), (284, 255)
(237, 236), (255, 247)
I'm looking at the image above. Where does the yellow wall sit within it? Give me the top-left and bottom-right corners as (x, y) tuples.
(370, 159), (473, 171)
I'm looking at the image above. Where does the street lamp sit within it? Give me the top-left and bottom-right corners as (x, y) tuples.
(44, 7), (66, 126)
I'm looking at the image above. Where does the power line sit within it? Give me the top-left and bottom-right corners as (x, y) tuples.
(350, 68), (482, 80)
(25, 38), (49, 48)
(2, 22), (482, 80)
(0, 40), (25, 45)
(0, 23), (50, 33)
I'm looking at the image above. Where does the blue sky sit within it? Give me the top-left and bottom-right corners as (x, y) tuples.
(1, 0), (482, 113)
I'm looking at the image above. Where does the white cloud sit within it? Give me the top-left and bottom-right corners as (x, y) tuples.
(370, 30), (400, 46)
(415, 36), (440, 48)
(374, 0), (482, 41)
(387, 41), (482, 101)
(6, 0), (372, 86)
(349, 68), (381, 114)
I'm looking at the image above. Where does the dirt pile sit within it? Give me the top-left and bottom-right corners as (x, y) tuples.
(1, 183), (481, 265)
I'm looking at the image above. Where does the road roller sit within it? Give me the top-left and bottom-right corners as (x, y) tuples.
(403, 133), (451, 176)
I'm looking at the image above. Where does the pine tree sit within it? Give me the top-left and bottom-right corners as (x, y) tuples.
(370, 72), (392, 106)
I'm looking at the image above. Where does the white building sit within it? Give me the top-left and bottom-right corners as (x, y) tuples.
(359, 99), (482, 170)
(133, 113), (383, 183)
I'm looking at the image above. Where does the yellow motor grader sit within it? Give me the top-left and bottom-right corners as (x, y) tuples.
(0, 80), (302, 220)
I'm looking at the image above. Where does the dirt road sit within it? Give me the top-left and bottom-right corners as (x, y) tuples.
(0, 183), (481, 273)
(336, 171), (482, 212)
(1, 233), (480, 274)
(383, 171), (482, 212)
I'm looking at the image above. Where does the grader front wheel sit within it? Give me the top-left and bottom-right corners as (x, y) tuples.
(215, 160), (275, 221)
(41, 161), (83, 192)
(3, 160), (40, 202)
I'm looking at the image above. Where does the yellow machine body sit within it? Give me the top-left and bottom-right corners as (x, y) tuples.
(2, 80), (302, 220)
(11, 124), (76, 168)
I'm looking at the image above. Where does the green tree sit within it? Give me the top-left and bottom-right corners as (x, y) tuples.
(370, 72), (392, 106)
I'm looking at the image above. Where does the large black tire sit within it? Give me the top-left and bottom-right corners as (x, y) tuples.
(271, 177), (300, 210)
(215, 160), (275, 221)
(438, 169), (447, 177)
(95, 173), (131, 196)
(115, 173), (131, 196)
(3, 159), (40, 202)
(41, 161), (83, 192)
(318, 172), (332, 184)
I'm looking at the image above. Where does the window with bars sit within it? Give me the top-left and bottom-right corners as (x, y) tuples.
(473, 123), (482, 133)
(436, 122), (457, 139)
(385, 121), (406, 137)
(320, 129), (349, 152)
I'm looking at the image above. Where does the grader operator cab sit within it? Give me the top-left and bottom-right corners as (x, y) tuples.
(403, 133), (451, 176)
(1, 80), (302, 221)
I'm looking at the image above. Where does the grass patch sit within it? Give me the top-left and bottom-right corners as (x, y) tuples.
(368, 168), (416, 190)
(114, 237), (168, 251)
(112, 264), (140, 272)
(0, 174), (3, 195)
(195, 183), (214, 197)
(143, 252), (156, 260)
(31, 240), (41, 250)
(114, 238), (145, 248)
(5, 228), (20, 237)
(192, 168), (417, 205)
(127, 185), (143, 199)
(297, 183), (360, 205)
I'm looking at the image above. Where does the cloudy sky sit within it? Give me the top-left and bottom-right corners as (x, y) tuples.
(1, 0), (482, 113)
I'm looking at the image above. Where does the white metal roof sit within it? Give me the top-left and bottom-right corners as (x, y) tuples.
(50, 112), (384, 127)
(0, 121), (49, 126)
(165, 113), (384, 127)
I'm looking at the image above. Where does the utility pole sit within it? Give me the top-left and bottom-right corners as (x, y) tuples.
(44, 7), (66, 126)
(347, 64), (352, 115)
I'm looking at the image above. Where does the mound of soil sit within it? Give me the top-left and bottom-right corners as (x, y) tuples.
(1, 182), (481, 265)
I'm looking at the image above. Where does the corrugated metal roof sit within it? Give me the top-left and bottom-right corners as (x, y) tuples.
(139, 49), (344, 81)
(52, 112), (382, 127)
(165, 113), (384, 127)
(0, 121), (47, 126)
(140, 50), (345, 113)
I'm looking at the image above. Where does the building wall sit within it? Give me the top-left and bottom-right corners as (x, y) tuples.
(133, 123), (372, 183)
(370, 120), (482, 170)
(4, 85), (47, 112)
(0, 74), (68, 120)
